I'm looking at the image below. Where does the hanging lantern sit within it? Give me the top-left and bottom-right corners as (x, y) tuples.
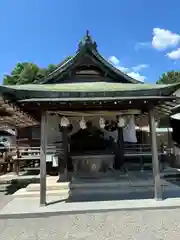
(60, 116), (70, 127)
(99, 117), (105, 128)
(117, 116), (126, 127)
(80, 117), (86, 129)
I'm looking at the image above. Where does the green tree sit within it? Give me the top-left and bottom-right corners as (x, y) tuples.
(35, 68), (48, 82)
(3, 62), (57, 85)
(3, 57), (73, 85)
(46, 64), (57, 75)
(156, 71), (180, 84)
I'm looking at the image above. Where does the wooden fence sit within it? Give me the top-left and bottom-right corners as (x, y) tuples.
(0, 143), (172, 175)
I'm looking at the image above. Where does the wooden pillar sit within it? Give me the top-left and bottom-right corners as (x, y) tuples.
(148, 108), (162, 200)
(14, 128), (20, 175)
(40, 110), (47, 206)
(114, 127), (124, 170)
(59, 127), (68, 181)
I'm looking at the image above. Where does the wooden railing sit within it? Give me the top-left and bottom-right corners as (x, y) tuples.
(124, 143), (170, 156)
(0, 143), (173, 175)
(0, 145), (63, 175)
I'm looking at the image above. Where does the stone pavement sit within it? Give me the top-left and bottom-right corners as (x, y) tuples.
(2, 195), (180, 218)
(0, 192), (14, 212)
(0, 208), (180, 239)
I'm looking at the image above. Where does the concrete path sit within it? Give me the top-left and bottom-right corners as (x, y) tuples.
(1, 195), (180, 218)
(1, 208), (180, 239)
(0, 192), (14, 212)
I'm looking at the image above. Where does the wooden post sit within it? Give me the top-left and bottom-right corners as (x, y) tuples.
(62, 127), (68, 181)
(148, 108), (162, 200)
(40, 110), (47, 206)
(114, 127), (124, 170)
(58, 127), (68, 181)
(14, 128), (20, 175)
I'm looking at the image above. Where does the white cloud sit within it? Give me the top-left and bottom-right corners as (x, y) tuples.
(127, 72), (146, 82)
(167, 48), (180, 60)
(108, 55), (147, 82)
(132, 64), (149, 72)
(152, 28), (180, 50)
(108, 56), (120, 65)
(116, 66), (130, 73)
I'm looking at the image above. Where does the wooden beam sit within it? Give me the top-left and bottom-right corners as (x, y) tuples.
(18, 96), (178, 103)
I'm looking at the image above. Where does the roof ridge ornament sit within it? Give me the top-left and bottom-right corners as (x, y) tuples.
(77, 30), (97, 52)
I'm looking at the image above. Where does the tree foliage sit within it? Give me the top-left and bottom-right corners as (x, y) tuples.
(156, 71), (180, 84)
(3, 56), (73, 85)
(3, 62), (57, 85)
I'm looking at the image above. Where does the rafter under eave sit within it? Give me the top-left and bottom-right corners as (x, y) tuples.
(0, 96), (38, 128)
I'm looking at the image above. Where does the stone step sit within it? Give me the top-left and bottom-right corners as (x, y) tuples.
(71, 172), (126, 180)
(26, 179), (156, 192)
(70, 179), (171, 189)
(26, 178), (174, 192)
(70, 184), (180, 196)
(13, 180), (180, 198)
(70, 187), (153, 195)
(162, 170), (180, 177)
(26, 182), (70, 192)
(13, 188), (69, 198)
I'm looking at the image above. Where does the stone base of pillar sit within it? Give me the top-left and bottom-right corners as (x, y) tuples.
(40, 202), (47, 207)
(155, 197), (163, 201)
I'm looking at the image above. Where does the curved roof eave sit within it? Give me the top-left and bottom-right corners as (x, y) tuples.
(91, 49), (141, 84)
(41, 44), (141, 84)
(1, 82), (180, 102)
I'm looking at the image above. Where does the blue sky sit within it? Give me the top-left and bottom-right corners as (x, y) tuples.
(0, 0), (180, 83)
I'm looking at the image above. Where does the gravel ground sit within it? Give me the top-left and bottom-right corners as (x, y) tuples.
(0, 208), (180, 239)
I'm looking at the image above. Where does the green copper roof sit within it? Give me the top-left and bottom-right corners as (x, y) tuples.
(1, 82), (179, 92)
(0, 82), (180, 101)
